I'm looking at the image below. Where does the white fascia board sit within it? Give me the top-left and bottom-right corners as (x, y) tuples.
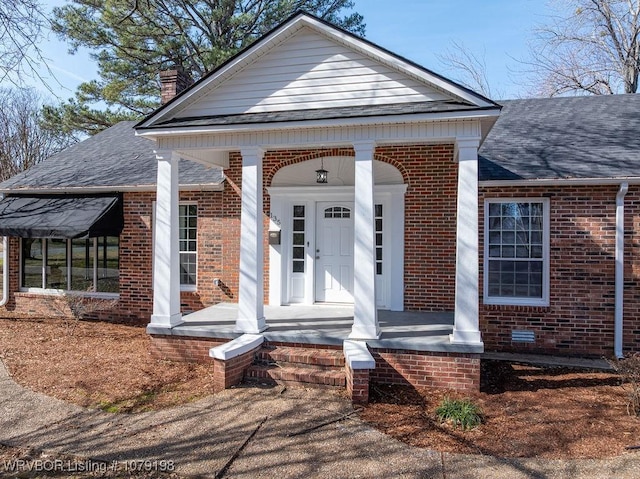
(480, 177), (640, 187)
(301, 16), (496, 108)
(0, 183), (225, 195)
(136, 107), (501, 138)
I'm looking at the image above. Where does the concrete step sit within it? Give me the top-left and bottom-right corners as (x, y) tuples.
(245, 364), (346, 389)
(256, 345), (345, 369)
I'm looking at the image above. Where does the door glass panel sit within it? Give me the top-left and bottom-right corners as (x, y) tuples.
(375, 204), (383, 275)
(292, 205), (305, 273)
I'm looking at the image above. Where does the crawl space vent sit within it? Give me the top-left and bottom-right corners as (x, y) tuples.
(511, 330), (535, 343)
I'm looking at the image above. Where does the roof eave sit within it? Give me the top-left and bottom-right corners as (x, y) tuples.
(136, 107), (502, 138)
(0, 183), (225, 195)
(480, 177), (640, 187)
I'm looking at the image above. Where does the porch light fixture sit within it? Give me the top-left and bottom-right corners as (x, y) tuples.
(315, 158), (328, 184)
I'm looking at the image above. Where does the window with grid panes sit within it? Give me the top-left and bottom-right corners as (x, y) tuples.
(179, 204), (197, 286)
(485, 199), (548, 305)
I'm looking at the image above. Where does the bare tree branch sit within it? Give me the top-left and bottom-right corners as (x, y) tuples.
(526, 0), (640, 95)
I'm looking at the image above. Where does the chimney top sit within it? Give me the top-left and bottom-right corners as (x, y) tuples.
(159, 66), (193, 105)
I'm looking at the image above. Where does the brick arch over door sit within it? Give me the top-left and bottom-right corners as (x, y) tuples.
(264, 148), (410, 188)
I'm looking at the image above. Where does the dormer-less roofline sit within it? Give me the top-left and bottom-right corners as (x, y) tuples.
(136, 10), (499, 131)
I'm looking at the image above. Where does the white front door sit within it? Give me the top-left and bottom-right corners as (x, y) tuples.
(315, 202), (354, 303)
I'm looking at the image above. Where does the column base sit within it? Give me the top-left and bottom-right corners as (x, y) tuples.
(349, 325), (381, 340)
(450, 329), (483, 346)
(150, 313), (183, 328)
(234, 316), (268, 334)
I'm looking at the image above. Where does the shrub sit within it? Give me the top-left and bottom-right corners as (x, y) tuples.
(435, 397), (483, 430)
(609, 353), (640, 417)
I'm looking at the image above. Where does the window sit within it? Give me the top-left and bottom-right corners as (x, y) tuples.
(179, 204), (197, 287)
(375, 204), (383, 275)
(21, 237), (119, 294)
(292, 205), (305, 273)
(484, 199), (549, 306)
(324, 206), (350, 218)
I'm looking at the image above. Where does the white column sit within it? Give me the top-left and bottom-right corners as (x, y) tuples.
(451, 139), (483, 345)
(350, 141), (380, 339)
(151, 150), (182, 327)
(235, 147), (267, 333)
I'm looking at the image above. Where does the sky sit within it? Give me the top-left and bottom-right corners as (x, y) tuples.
(18, 0), (553, 102)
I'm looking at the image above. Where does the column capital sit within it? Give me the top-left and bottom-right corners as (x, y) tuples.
(351, 140), (377, 156)
(240, 146), (265, 160)
(154, 149), (179, 161)
(454, 138), (480, 162)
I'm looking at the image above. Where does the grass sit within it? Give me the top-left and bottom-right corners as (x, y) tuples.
(435, 397), (483, 430)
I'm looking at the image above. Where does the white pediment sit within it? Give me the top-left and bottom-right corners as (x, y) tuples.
(139, 13), (497, 129)
(176, 27), (452, 118)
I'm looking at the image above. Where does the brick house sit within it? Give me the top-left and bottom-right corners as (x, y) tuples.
(0, 12), (637, 399)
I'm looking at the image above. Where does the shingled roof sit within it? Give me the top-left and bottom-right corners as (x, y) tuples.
(0, 121), (224, 192)
(479, 94), (640, 182)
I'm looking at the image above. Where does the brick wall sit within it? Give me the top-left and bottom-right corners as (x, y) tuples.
(150, 334), (227, 363)
(369, 349), (480, 391)
(261, 144), (457, 311)
(0, 190), (228, 323)
(480, 185), (640, 357)
(346, 365), (370, 403)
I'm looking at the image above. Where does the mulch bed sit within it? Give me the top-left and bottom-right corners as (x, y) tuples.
(360, 361), (640, 459)
(0, 317), (639, 459)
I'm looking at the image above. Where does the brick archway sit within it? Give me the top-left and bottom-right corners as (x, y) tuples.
(264, 148), (410, 188)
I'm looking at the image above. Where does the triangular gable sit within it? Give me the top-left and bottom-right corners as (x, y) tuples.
(138, 11), (497, 128)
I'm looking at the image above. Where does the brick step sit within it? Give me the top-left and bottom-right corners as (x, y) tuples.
(256, 346), (345, 369)
(244, 364), (346, 389)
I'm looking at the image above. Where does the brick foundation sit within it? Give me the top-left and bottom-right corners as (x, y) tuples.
(150, 335), (227, 363)
(346, 365), (370, 403)
(213, 346), (261, 391)
(149, 333), (480, 393)
(370, 349), (481, 391)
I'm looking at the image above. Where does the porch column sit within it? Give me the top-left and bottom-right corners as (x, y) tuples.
(151, 150), (182, 327)
(451, 139), (483, 345)
(235, 147), (267, 333)
(350, 141), (380, 339)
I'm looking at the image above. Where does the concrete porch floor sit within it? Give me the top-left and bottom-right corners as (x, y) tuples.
(147, 302), (483, 353)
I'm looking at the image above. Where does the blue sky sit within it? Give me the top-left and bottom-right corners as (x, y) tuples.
(24, 0), (551, 101)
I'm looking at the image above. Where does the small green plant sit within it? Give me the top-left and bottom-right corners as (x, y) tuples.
(435, 397), (483, 430)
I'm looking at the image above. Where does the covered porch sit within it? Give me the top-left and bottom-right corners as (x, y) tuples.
(147, 302), (482, 353)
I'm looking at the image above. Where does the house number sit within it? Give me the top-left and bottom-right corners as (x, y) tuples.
(269, 212), (281, 226)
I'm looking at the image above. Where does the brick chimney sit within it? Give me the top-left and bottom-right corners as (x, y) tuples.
(159, 66), (193, 105)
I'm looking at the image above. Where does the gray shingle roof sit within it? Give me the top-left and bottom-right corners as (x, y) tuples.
(140, 101), (492, 129)
(479, 94), (640, 181)
(0, 121), (224, 192)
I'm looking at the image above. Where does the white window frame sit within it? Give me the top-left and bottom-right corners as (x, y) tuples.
(18, 237), (120, 298)
(178, 203), (198, 292)
(483, 198), (550, 307)
(152, 201), (198, 292)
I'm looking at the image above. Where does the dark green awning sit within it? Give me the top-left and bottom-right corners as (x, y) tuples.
(0, 194), (124, 239)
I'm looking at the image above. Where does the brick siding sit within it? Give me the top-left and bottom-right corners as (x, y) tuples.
(370, 349), (481, 391)
(480, 185), (640, 357)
